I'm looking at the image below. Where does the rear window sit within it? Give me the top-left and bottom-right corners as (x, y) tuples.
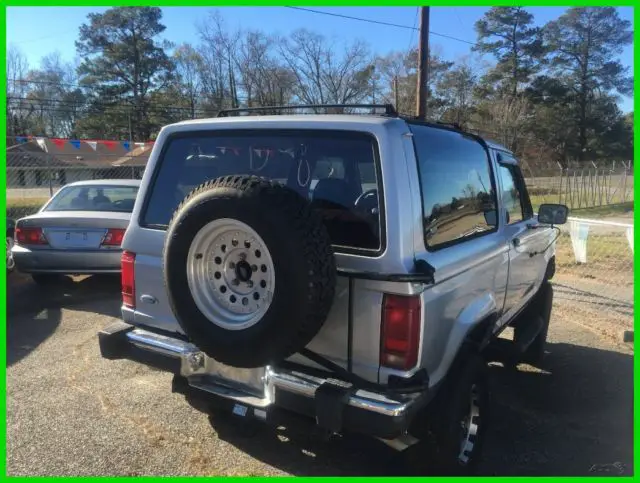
(142, 130), (383, 251)
(45, 185), (138, 213)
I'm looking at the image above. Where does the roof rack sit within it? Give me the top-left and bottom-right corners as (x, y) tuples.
(217, 104), (398, 118)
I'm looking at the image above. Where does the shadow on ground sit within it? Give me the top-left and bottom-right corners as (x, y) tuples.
(7, 273), (121, 366)
(179, 341), (633, 476)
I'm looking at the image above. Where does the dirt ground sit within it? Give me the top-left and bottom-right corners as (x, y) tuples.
(6, 273), (634, 476)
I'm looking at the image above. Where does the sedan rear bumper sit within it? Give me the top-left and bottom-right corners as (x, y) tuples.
(12, 245), (121, 274)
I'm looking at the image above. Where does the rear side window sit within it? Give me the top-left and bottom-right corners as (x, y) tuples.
(142, 130), (383, 252)
(409, 124), (498, 250)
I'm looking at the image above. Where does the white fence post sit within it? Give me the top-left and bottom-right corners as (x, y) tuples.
(626, 226), (634, 254)
(570, 220), (590, 263)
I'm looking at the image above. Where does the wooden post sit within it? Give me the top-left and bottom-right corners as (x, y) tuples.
(393, 76), (399, 111)
(415, 7), (430, 120)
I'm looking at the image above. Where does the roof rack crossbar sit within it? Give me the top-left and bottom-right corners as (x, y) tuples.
(217, 104), (398, 118)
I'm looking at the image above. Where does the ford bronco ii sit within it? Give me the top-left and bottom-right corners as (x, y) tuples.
(99, 104), (568, 474)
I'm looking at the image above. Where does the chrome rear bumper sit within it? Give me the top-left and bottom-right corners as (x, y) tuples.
(99, 321), (425, 440)
(124, 326), (411, 416)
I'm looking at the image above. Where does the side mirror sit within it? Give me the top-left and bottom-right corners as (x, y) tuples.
(538, 203), (569, 225)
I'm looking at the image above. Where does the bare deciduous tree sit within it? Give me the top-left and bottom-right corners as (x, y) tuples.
(280, 29), (374, 108)
(6, 45), (32, 137)
(174, 43), (204, 118)
(235, 31), (295, 109)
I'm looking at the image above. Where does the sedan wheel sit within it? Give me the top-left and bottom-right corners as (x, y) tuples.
(6, 236), (15, 272)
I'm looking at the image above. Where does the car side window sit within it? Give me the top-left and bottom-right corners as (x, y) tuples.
(409, 124), (498, 250)
(497, 159), (533, 224)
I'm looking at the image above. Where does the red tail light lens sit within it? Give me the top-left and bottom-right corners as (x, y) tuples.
(381, 294), (421, 370)
(15, 227), (48, 246)
(101, 228), (126, 247)
(121, 250), (136, 309)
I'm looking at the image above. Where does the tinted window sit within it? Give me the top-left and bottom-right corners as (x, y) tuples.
(45, 185), (138, 213)
(143, 130), (382, 251)
(497, 153), (533, 222)
(498, 165), (524, 224)
(410, 124), (497, 249)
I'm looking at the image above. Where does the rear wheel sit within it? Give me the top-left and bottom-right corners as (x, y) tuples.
(403, 351), (489, 475)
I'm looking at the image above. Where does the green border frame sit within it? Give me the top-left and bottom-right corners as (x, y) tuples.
(1, 2), (637, 480)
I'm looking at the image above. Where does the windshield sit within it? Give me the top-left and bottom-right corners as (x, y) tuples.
(44, 185), (139, 213)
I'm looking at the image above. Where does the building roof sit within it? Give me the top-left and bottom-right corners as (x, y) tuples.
(6, 139), (151, 168)
(111, 144), (153, 166)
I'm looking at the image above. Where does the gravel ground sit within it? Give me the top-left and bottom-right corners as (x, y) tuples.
(6, 273), (634, 476)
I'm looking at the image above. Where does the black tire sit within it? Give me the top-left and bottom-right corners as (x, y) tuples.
(517, 281), (553, 365)
(163, 175), (336, 368)
(403, 351), (489, 475)
(31, 273), (64, 285)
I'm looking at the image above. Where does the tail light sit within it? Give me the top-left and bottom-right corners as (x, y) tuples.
(380, 294), (421, 370)
(121, 250), (136, 309)
(101, 228), (126, 247)
(15, 227), (48, 246)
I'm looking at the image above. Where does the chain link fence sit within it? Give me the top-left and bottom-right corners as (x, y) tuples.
(524, 161), (634, 212)
(553, 217), (634, 339)
(5, 136), (634, 335)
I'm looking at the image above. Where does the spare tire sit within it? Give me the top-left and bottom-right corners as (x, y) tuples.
(163, 175), (336, 368)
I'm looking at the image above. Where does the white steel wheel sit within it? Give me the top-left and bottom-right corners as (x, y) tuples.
(186, 218), (276, 331)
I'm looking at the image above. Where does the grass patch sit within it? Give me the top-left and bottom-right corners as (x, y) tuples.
(6, 197), (49, 219)
(570, 202), (633, 218)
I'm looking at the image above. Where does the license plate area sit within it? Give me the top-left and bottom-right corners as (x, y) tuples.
(45, 228), (106, 249)
(191, 355), (266, 397)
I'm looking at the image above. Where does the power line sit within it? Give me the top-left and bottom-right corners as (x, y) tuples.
(10, 30), (72, 45)
(285, 6), (477, 46)
(407, 7), (419, 51)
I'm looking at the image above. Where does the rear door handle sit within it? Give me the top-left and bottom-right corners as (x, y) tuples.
(512, 238), (521, 247)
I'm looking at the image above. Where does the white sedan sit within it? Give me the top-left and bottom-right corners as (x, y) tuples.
(12, 179), (140, 285)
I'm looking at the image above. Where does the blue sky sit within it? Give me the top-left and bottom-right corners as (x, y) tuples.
(6, 6), (635, 112)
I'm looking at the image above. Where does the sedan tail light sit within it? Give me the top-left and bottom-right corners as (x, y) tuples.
(121, 250), (136, 309)
(101, 228), (126, 247)
(15, 227), (48, 246)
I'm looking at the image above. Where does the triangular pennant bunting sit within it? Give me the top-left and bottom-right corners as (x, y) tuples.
(123, 141), (130, 151)
(87, 141), (97, 151)
(69, 140), (81, 149)
(51, 138), (66, 149)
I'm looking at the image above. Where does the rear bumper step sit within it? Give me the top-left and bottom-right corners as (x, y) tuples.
(98, 321), (425, 439)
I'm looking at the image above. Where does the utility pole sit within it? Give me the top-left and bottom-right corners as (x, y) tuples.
(128, 110), (133, 143)
(415, 6), (430, 120)
(393, 76), (399, 111)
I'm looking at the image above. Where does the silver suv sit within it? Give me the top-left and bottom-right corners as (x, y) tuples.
(99, 105), (568, 475)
